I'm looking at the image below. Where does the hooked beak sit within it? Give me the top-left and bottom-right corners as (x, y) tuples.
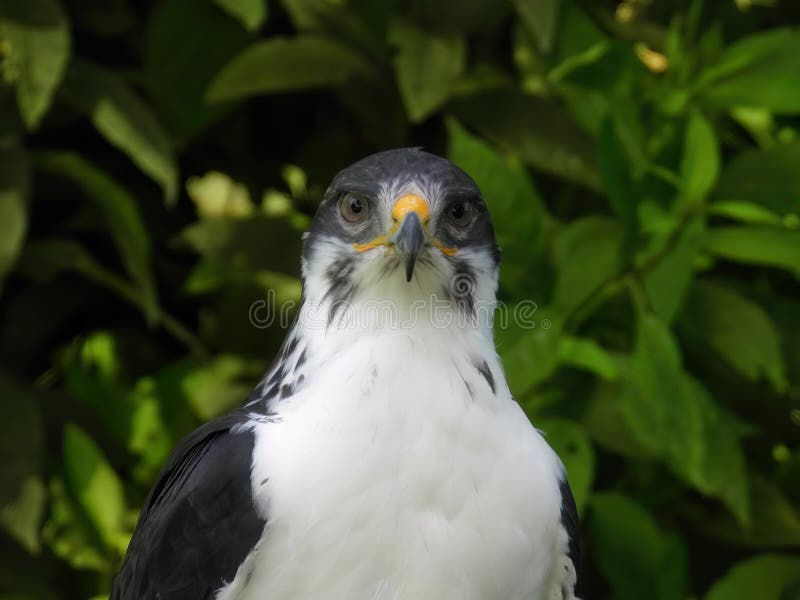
(391, 194), (430, 282)
(393, 211), (425, 282)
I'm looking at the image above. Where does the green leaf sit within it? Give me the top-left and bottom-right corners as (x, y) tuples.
(597, 117), (635, 222)
(763, 293), (800, 388)
(701, 226), (800, 277)
(41, 477), (109, 572)
(552, 216), (624, 312)
(279, 0), (390, 55)
(548, 1), (607, 70)
(617, 311), (688, 454)
(16, 238), (206, 355)
(0, 0), (70, 129)
(709, 201), (785, 227)
(451, 89), (601, 190)
(704, 555), (800, 600)
(558, 336), (618, 381)
(62, 60), (178, 204)
(409, 0), (509, 36)
(496, 309), (562, 396)
(689, 475), (800, 549)
(583, 382), (657, 460)
(590, 492), (688, 600)
(643, 219), (701, 323)
(253, 270), (302, 304)
(0, 373), (45, 553)
(178, 216), (302, 277)
(35, 152), (159, 321)
(181, 354), (262, 420)
(17, 239), (110, 283)
(513, 0), (560, 54)
(446, 117), (547, 296)
(279, 0), (347, 30)
(538, 418), (594, 513)
(0, 141), (30, 294)
(680, 280), (787, 392)
(390, 19), (465, 123)
(62, 424), (127, 551)
(127, 378), (173, 485)
(60, 332), (129, 444)
(187, 171), (256, 218)
(730, 106), (775, 148)
(696, 28), (800, 114)
(680, 112), (719, 205)
(206, 36), (375, 102)
(714, 141), (800, 216)
(144, 0), (253, 140)
(678, 375), (751, 524)
(618, 310), (750, 523)
(212, 0), (267, 31)
(0, 477), (46, 555)
(55, 332), (173, 487)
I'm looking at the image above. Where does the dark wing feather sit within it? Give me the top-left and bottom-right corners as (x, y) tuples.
(112, 411), (266, 600)
(559, 477), (581, 594)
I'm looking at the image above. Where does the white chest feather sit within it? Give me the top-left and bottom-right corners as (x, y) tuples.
(221, 323), (566, 600)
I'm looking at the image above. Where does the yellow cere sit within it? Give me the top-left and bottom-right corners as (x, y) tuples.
(391, 194), (430, 224)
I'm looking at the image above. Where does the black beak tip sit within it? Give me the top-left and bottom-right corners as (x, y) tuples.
(404, 262), (414, 282)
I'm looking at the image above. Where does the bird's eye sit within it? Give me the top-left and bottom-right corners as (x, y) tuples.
(340, 193), (370, 223)
(448, 201), (472, 227)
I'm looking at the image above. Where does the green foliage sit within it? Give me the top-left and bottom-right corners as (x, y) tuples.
(212, 0), (268, 32)
(390, 20), (466, 123)
(0, 141), (30, 294)
(704, 554), (800, 600)
(0, 373), (45, 554)
(0, 0), (799, 598)
(206, 36), (375, 102)
(589, 492), (688, 600)
(0, 0), (70, 129)
(61, 424), (128, 554)
(695, 27), (800, 113)
(62, 60), (178, 204)
(36, 151), (159, 322)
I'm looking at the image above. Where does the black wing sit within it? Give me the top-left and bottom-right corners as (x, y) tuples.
(112, 411), (267, 600)
(559, 477), (581, 595)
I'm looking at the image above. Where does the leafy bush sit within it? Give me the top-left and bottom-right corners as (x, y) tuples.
(1, 0), (799, 598)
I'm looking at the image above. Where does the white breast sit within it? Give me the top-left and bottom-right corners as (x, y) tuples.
(221, 324), (566, 600)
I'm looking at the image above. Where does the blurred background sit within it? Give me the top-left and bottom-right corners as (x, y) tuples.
(1, 0), (799, 598)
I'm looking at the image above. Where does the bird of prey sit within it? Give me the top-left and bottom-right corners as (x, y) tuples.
(112, 148), (581, 600)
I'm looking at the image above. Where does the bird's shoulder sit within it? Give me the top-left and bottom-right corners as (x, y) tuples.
(111, 410), (266, 600)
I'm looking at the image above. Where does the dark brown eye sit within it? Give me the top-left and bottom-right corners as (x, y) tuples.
(448, 201), (472, 227)
(341, 193), (370, 223)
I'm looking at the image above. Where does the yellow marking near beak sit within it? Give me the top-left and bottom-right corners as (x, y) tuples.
(392, 194), (430, 225)
(435, 242), (458, 256)
(355, 237), (457, 255)
(353, 234), (389, 253)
